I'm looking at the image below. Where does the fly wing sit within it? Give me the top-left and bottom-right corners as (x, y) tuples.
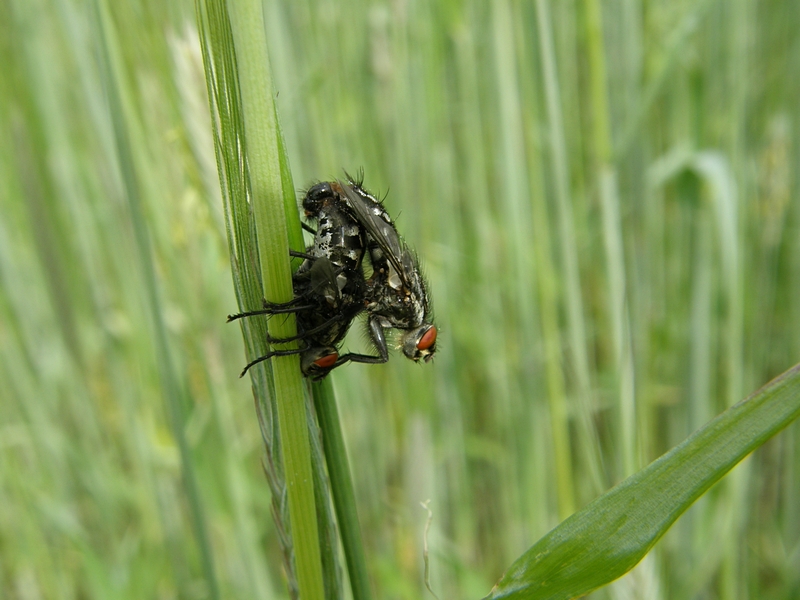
(337, 181), (410, 285)
(299, 256), (341, 305)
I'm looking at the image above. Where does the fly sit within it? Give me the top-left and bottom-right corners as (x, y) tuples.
(338, 175), (437, 364)
(228, 181), (384, 380)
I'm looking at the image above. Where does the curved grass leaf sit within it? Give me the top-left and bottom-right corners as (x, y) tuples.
(487, 362), (800, 600)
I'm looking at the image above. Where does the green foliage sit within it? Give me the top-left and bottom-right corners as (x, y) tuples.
(488, 365), (800, 599)
(1, 0), (799, 599)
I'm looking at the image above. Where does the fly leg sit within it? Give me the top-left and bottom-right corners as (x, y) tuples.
(239, 344), (308, 377)
(303, 316), (387, 380)
(365, 315), (391, 363)
(306, 350), (387, 381)
(290, 249), (317, 261)
(227, 297), (317, 322)
(265, 312), (347, 344)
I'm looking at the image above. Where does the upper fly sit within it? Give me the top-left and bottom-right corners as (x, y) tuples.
(337, 175), (437, 364)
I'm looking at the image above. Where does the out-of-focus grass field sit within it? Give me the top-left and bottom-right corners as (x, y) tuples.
(2, 0), (799, 598)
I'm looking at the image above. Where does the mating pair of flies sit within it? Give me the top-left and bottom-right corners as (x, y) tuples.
(228, 174), (437, 380)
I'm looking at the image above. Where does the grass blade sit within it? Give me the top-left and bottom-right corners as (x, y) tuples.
(196, 0), (326, 597)
(487, 362), (800, 599)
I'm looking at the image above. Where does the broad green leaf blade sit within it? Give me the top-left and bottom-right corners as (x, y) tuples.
(487, 363), (800, 600)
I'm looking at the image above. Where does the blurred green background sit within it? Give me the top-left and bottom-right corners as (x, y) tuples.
(2, 0), (799, 598)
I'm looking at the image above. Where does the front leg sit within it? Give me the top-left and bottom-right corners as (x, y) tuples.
(306, 348), (388, 380)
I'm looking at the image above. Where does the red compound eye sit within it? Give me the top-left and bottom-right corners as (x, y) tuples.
(313, 352), (339, 369)
(417, 326), (437, 351)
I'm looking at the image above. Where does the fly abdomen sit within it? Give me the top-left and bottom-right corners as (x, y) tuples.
(303, 181), (367, 273)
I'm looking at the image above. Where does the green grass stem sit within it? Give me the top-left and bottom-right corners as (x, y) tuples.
(225, 2), (323, 591)
(197, 0), (326, 596)
(312, 380), (373, 600)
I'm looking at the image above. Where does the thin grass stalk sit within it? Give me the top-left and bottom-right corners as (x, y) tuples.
(196, 0), (328, 597)
(528, 127), (575, 523)
(196, 0), (304, 589)
(692, 152), (746, 600)
(312, 380), (373, 600)
(535, 0), (605, 497)
(583, 0), (639, 478)
(305, 388), (345, 599)
(600, 170), (638, 477)
(614, 0), (717, 159)
(515, 2), (576, 521)
(723, 10), (750, 598)
(224, 0), (324, 589)
(696, 150), (746, 600)
(93, 1), (220, 597)
(689, 209), (714, 431)
(492, 0), (576, 525)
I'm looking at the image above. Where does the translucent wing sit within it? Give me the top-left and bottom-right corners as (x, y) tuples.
(302, 256), (342, 304)
(337, 180), (410, 285)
